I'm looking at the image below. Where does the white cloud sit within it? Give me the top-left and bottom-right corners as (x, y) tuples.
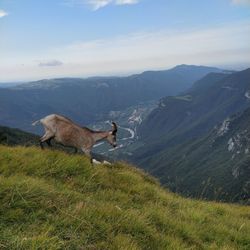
(66, 0), (139, 10)
(38, 60), (64, 67)
(54, 21), (250, 67)
(115, 0), (138, 5)
(90, 0), (139, 9)
(0, 9), (8, 18)
(87, 0), (112, 10)
(231, 0), (250, 5)
(1, 21), (249, 81)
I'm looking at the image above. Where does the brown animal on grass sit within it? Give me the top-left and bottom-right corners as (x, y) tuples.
(32, 114), (117, 163)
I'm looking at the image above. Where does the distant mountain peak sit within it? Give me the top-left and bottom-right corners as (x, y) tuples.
(171, 64), (222, 71)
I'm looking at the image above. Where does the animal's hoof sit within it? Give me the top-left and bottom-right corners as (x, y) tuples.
(92, 159), (102, 165)
(103, 160), (111, 165)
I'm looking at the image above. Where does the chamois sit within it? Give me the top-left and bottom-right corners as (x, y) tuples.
(32, 114), (118, 163)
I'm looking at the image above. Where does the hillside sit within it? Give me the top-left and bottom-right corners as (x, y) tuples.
(130, 69), (250, 185)
(138, 68), (250, 144)
(0, 126), (39, 146)
(0, 65), (224, 133)
(0, 146), (249, 249)
(137, 108), (250, 204)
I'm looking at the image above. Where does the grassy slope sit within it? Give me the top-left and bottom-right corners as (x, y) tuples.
(0, 146), (249, 250)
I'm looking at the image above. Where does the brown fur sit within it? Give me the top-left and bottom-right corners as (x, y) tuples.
(32, 114), (117, 162)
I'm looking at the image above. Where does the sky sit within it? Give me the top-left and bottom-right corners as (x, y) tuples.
(0, 0), (250, 81)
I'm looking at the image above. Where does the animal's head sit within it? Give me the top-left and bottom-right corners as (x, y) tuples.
(107, 122), (118, 148)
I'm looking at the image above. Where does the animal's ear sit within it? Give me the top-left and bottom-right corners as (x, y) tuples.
(111, 122), (117, 135)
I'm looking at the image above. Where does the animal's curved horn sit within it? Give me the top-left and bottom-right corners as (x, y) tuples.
(112, 122), (117, 134)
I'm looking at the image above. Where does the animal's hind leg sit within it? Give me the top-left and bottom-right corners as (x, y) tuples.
(40, 140), (44, 149)
(45, 137), (53, 147)
(40, 131), (54, 149)
(39, 135), (46, 149)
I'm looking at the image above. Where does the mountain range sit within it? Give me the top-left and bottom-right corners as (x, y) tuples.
(137, 69), (250, 145)
(0, 65), (224, 133)
(130, 68), (250, 203)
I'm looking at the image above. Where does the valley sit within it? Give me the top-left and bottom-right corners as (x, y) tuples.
(90, 101), (156, 158)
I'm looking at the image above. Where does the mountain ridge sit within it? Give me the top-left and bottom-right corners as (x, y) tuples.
(129, 68), (250, 203)
(136, 68), (250, 149)
(137, 108), (250, 203)
(10, 65), (225, 90)
(0, 65), (227, 134)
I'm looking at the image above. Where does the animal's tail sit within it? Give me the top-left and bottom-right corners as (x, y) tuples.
(32, 119), (41, 126)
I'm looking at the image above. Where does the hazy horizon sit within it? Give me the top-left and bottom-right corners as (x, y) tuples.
(1, 64), (250, 84)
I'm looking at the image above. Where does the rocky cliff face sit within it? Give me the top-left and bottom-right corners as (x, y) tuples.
(213, 110), (250, 183)
(143, 108), (250, 203)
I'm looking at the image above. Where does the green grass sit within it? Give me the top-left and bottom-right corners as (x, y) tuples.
(0, 145), (249, 249)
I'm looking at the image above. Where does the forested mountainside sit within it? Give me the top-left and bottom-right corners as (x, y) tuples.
(136, 108), (250, 203)
(130, 68), (250, 203)
(0, 126), (39, 146)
